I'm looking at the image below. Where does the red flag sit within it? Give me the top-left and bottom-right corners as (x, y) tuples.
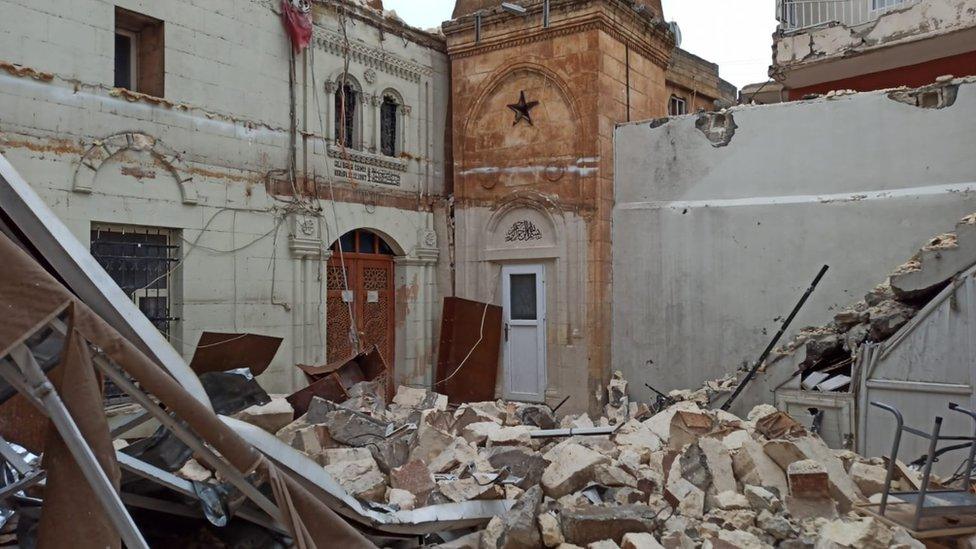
(281, 0), (312, 53)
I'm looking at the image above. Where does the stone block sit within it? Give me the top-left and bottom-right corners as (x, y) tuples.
(430, 437), (480, 474)
(488, 447), (550, 489)
(323, 458), (387, 502)
(744, 485), (782, 513)
(390, 459), (436, 506)
(539, 511), (565, 547)
(849, 462), (887, 496)
(487, 425), (533, 448)
(409, 425), (456, 465)
(461, 421), (502, 445)
(700, 436), (736, 494)
(816, 518), (892, 549)
(387, 487), (416, 511)
(621, 533), (664, 549)
(541, 443), (610, 498)
(787, 459), (830, 499)
(713, 490), (750, 511)
(233, 396), (294, 433)
(561, 505), (661, 546)
(732, 439), (789, 496)
(496, 485), (543, 549)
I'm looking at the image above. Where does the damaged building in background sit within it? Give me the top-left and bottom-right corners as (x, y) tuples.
(3, 0), (976, 547)
(0, 0), (450, 397)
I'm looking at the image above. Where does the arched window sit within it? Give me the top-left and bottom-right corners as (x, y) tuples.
(380, 95), (400, 157)
(334, 79), (360, 149)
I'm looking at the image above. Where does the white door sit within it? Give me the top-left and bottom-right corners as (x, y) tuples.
(502, 264), (547, 402)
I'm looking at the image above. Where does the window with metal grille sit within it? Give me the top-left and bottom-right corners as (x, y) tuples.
(669, 95), (687, 116)
(380, 96), (399, 157)
(91, 224), (180, 338)
(335, 83), (359, 149)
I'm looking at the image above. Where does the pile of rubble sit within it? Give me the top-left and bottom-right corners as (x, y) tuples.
(217, 378), (932, 548)
(768, 212), (976, 393)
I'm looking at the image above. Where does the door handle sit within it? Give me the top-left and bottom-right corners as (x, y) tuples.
(504, 323), (509, 342)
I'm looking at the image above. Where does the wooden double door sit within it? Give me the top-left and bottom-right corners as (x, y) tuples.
(326, 230), (396, 370)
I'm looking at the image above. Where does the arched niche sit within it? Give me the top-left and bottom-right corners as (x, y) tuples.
(72, 132), (198, 204)
(460, 63), (585, 192)
(484, 196), (560, 261)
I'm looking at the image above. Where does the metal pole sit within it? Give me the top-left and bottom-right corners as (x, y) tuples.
(914, 417), (942, 531)
(9, 346), (150, 549)
(721, 265), (829, 411)
(871, 401), (903, 515)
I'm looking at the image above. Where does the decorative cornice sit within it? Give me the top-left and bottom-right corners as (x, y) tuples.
(313, 29), (435, 83)
(447, 17), (673, 68)
(326, 144), (408, 172)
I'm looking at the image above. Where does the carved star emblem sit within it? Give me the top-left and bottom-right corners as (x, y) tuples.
(507, 91), (539, 126)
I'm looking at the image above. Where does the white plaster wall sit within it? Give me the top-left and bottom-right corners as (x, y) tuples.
(0, 0), (449, 394)
(613, 83), (976, 405)
(453, 202), (591, 413)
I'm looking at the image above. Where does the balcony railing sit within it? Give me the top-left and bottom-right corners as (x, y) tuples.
(777, 0), (919, 32)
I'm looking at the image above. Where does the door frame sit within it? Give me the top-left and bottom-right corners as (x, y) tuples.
(501, 263), (547, 403)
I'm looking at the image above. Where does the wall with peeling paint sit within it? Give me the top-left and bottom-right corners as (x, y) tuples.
(613, 80), (976, 404)
(0, 0), (450, 394)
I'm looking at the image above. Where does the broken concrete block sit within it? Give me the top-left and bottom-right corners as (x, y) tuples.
(621, 533), (664, 549)
(732, 439), (789, 496)
(614, 419), (663, 451)
(387, 487), (416, 511)
(643, 401), (702, 443)
(561, 505), (662, 546)
(713, 490), (751, 511)
(496, 485), (543, 549)
(487, 425), (533, 448)
(323, 458), (387, 502)
(233, 396), (294, 433)
(707, 529), (769, 549)
(452, 406), (501, 436)
(390, 459), (436, 506)
(461, 421), (502, 445)
(488, 447), (549, 489)
(849, 461), (888, 496)
(593, 464), (638, 488)
(744, 485), (782, 513)
(588, 541), (621, 549)
(765, 436), (862, 511)
(705, 509), (756, 531)
(816, 517), (892, 549)
(481, 516), (505, 548)
(177, 458), (212, 482)
(392, 385), (448, 410)
(429, 437), (480, 474)
(659, 531), (695, 549)
(664, 478), (704, 519)
(699, 436), (736, 494)
(409, 425), (455, 465)
(722, 430), (751, 451)
(438, 476), (504, 503)
(866, 300), (916, 341)
(755, 412), (806, 440)
(756, 510), (795, 541)
(787, 459), (830, 499)
(541, 443), (610, 498)
(539, 511), (565, 548)
(784, 495), (837, 521)
(747, 404), (778, 423)
(318, 446), (372, 466)
(668, 411), (715, 450)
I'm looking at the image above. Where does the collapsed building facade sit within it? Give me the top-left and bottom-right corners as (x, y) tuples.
(2, 0), (976, 547)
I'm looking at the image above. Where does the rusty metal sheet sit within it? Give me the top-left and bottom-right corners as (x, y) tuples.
(435, 298), (502, 405)
(289, 347), (389, 417)
(188, 332), (283, 376)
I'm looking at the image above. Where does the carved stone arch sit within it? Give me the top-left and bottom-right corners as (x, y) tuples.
(461, 60), (585, 153)
(72, 132), (198, 204)
(485, 192), (561, 253)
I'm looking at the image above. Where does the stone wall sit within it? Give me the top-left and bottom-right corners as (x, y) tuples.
(445, 0), (673, 413)
(0, 0), (450, 393)
(613, 79), (976, 405)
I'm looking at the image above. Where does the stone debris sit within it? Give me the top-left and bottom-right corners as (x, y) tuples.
(222, 380), (930, 548)
(231, 395), (294, 433)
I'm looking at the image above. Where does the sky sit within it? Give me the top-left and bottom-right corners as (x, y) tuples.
(383, 1), (777, 89)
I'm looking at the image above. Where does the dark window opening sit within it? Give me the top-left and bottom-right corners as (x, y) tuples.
(91, 224), (179, 404)
(380, 96), (399, 157)
(668, 95), (687, 116)
(509, 274), (538, 321)
(115, 7), (165, 97)
(331, 229), (395, 256)
(335, 83), (359, 149)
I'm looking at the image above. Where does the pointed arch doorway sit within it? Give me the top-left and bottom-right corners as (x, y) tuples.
(326, 229), (396, 375)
